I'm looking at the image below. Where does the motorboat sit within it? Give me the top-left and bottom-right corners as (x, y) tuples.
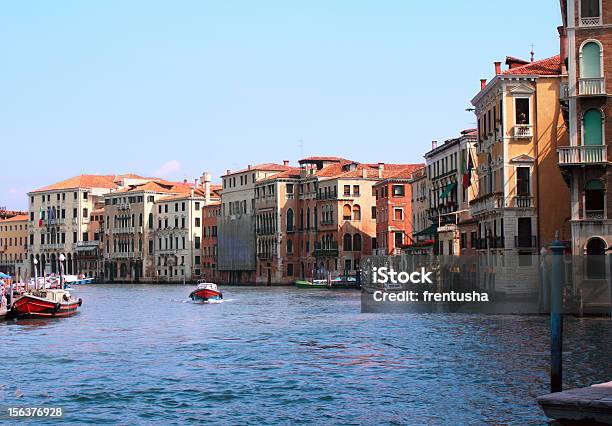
(295, 279), (330, 289)
(189, 281), (223, 302)
(10, 288), (82, 318)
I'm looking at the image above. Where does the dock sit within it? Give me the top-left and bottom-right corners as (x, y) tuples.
(538, 381), (612, 424)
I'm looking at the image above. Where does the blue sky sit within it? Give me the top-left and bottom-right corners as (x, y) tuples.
(1, 1), (562, 210)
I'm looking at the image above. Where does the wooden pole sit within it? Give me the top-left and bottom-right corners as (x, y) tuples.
(550, 237), (565, 393)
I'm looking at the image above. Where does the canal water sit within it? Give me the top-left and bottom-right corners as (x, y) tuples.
(2, 285), (612, 425)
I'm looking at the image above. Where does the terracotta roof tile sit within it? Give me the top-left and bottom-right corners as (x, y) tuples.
(31, 174), (150, 193)
(222, 163), (292, 177)
(0, 214), (29, 223)
(501, 55), (561, 76)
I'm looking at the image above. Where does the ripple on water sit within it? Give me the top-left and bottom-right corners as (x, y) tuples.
(3, 285), (612, 424)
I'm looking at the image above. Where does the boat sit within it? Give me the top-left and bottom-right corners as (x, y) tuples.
(330, 275), (361, 289)
(64, 275), (95, 285)
(10, 288), (82, 318)
(189, 281), (223, 302)
(295, 279), (330, 289)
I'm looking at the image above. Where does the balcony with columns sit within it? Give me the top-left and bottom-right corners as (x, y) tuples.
(558, 146), (607, 166)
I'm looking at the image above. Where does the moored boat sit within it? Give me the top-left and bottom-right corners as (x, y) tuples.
(189, 281), (223, 302)
(10, 289), (82, 318)
(295, 279), (330, 289)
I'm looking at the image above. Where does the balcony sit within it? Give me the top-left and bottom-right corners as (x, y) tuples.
(257, 252), (273, 260)
(580, 15), (602, 27)
(558, 145), (607, 165)
(514, 235), (537, 248)
(578, 78), (605, 96)
(513, 124), (533, 138)
(584, 210), (605, 220)
(313, 241), (339, 258)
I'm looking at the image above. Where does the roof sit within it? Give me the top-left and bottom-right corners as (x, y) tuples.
(111, 179), (193, 195)
(319, 163), (424, 180)
(501, 55), (561, 76)
(30, 174), (150, 193)
(0, 214), (29, 223)
(257, 167), (303, 183)
(222, 163), (292, 177)
(298, 156), (351, 163)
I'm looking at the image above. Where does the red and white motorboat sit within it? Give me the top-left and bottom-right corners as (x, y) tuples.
(11, 289), (82, 318)
(189, 281), (223, 302)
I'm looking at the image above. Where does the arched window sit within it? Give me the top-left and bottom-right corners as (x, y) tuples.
(585, 179), (604, 217)
(583, 109), (603, 146)
(343, 204), (352, 221)
(287, 239), (293, 254)
(353, 234), (362, 251)
(581, 41), (602, 78)
(286, 209), (294, 232)
(586, 237), (606, 279)
(343, 233), (353, 251)
(352, 204), (361, 221)
(148, 213), (153, 229)
(306, 208), (311, 229)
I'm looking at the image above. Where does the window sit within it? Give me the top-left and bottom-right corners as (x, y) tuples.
(286, 209), (294, 232)
(392, 185), (405, 197)
(393, 208), (404, 221)
(287, 263), (294, 276)
(353, 234), (362, 251)
(83, 208), (88, 218)
(585, 179), (605, 214)
(343, 233), (352, 251)
(286, 184), (294, 194)
(394, 232), (403, 249)
(194, 237), (201, 249)
(583, 109), (603, 145)
(287, 239), (293, 254)
(353, 185), (360, 196)
(516, 167), (530, 196)
(73, 208), (77, 218)
(195, 218), (201, 227)
(343, 204), (352, 221)
(371, 206), (377, 219)
(581, 0), (600, 18)
(460, 232), (467, 249)
(515, 98), (530, 124)
(352, 205), (361, 221)
(581, 41), (602, 78)
(343, 185), (351, 196)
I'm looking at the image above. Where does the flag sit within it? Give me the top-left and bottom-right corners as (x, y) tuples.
(463, 150), (474, 189)
(39, 207), (44, 227)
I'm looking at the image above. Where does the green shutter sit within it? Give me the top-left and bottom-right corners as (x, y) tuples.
(583, 109), (603, 146)
(586, 179), (604, 190)
(582, 42), (601, 79)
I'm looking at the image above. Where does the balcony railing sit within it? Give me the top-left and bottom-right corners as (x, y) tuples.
(313, 241), (339, 257)
(580, 16), (602, 27)
(513, 124), (533, 138)
(578, 78), (605, 96)
(558, 145), (607, 165)
(585, 210), (605, 220)
(515, 235), (537, 248)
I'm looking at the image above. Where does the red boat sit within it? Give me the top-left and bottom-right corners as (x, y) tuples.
(11, 289), (82, 318)
(189, 282), (223, 302)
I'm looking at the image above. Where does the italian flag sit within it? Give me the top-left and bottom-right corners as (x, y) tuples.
(39, 207), (44, 227)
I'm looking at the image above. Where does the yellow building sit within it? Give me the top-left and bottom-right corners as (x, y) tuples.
(0, 214), (29, 279)
(470, 56), (571, 255)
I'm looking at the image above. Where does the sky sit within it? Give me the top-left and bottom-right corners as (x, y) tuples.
(0, 1), (562, 210)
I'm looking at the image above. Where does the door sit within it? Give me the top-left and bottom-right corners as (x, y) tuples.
(517, 218), (532, 248)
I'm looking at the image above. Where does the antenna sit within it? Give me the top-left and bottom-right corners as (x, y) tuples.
(530, 44), (535, 62)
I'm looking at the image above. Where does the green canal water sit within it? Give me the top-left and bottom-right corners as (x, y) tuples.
(2, 284), (612, 425)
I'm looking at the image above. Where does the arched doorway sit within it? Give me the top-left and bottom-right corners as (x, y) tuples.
(120, 263), (128, 278)
(586, 237), (606, 279)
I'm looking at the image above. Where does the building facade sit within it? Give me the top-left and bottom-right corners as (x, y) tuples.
(558, 0), (611, 256)
(470, 57), (571, 255)
(218, 163), (292, 284)
(27, 175), (142, 277)
(424, 129), (478, 255)
(0, 214), (29, 279)
(202, 202), (221, 282)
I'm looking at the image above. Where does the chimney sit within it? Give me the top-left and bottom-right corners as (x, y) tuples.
(247, 164), (252, 170)
(378, 162), (384, 179)
(283, 160), (289, 166)
(183, 178), (188, 184)
(201, 172), (212, 205)
(494, 61), (501, 75)
(558, 26), (567, 74)
(432, 140), (438, 150)
(362, 167), (368, 179)
(480, 79), (487, 90)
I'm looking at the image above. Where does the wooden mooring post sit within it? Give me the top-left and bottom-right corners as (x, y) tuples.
(549, 238), (565, 393)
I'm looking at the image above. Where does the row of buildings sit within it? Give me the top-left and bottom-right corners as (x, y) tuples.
(0, 0), (609, 284)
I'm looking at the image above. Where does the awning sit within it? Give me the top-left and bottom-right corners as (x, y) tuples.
(413, 223), (437, 237)
(440, 182), (457, 199)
